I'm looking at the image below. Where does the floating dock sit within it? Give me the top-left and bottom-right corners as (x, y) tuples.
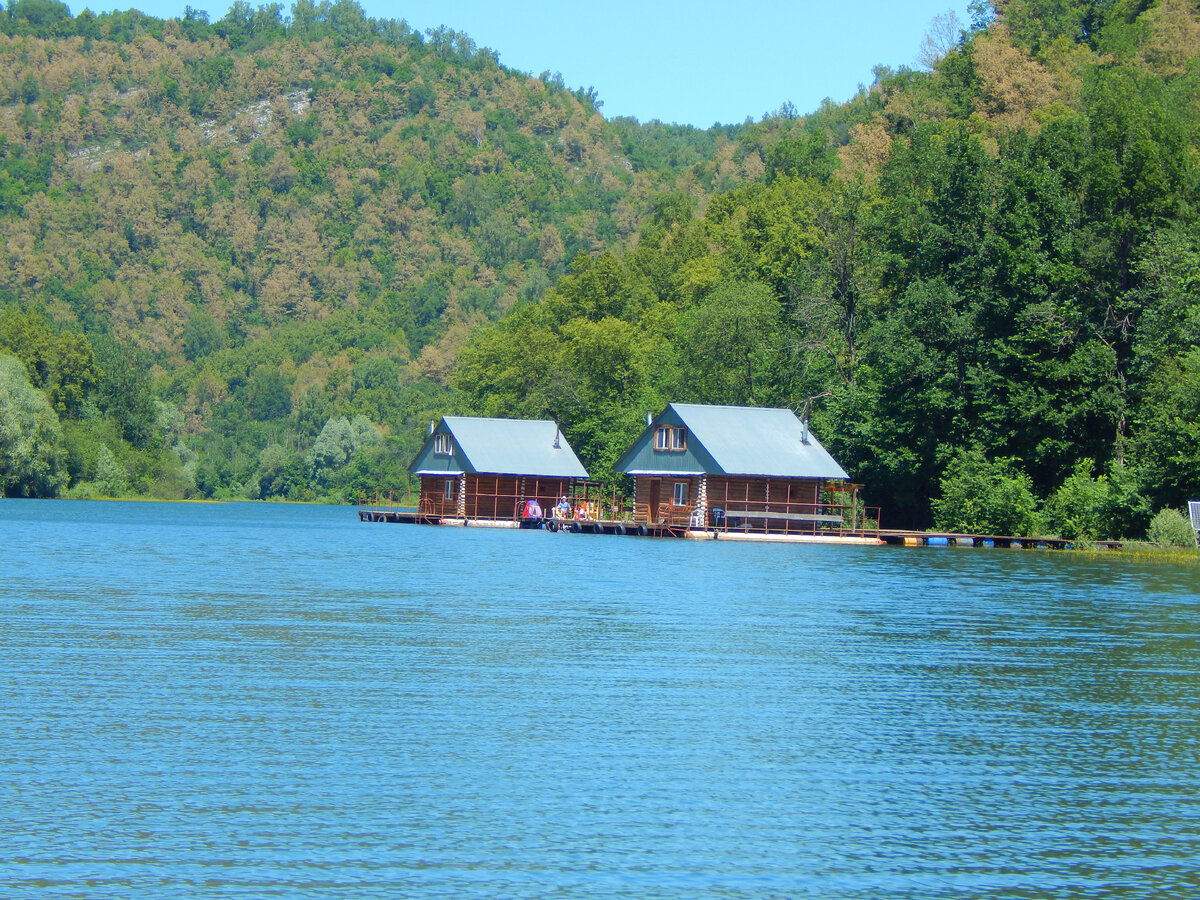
(357, 505), (702, 538)
(357, 497), (1108, 550)
(357, 493), (885, 543)
(878, 531), (1122, 551)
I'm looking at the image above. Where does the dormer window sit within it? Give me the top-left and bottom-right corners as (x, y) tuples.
(434, 433), (453, 456)
(654, 425), (687, 452)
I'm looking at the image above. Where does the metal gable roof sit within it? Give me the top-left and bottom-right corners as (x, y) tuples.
(669, 403), (849, 479)
(442, 416), (589, 478)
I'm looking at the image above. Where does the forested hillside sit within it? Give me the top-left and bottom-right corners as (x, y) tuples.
(453, 0), (1200, 538)
(3, 0), (1199, 541)
(0, 0), (758, 501)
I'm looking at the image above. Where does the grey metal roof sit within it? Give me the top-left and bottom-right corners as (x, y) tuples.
(670, 403), (849, 479)
(443, 416), (589, 478)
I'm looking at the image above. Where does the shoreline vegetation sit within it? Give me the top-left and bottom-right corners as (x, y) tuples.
(2, 0), (1199, 545)
(1084, 542), (1200, 562)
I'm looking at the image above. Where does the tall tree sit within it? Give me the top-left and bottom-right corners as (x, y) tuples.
(0, 353), (66, 497)
(673, 281), (783, 406)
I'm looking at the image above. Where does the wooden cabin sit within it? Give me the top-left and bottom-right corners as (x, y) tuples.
(615, 403), (873, 537)
(409, 416), (589, 524)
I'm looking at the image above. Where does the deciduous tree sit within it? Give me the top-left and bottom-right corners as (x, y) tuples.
(0, 352), (66, 497)
(931, 448), (1041, 536)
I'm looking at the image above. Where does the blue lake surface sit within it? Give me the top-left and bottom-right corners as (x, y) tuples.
(2, 499), (1199, 899)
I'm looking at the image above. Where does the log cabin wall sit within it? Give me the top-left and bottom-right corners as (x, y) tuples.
(708, 476), (768, 509)
(705, 477), (824, 534)
(633, 477), (650, 518)
(523, 478), (574, 516)
(633, 475), (697, 525)
(420, 474), (580, 521)
(464, 474), (521, 520)
(706, 476), (821, 510)
(419, 475), (460, 517)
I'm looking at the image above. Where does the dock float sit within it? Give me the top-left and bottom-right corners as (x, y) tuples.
(879, 531), (1122, 551)
(357, 502), (1114, 550)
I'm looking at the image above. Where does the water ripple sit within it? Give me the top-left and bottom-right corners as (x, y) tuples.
(2, 500), (1199, 899)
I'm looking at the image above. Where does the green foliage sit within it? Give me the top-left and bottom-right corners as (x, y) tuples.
(92, 444), (130, 497)
(1044, 458), (1107, 540)
(1092, 461), (1151, 539)
(1, 0), (73, 37)
(608, 119), (730, 175)
(765, 132), (836, 183)
(252, 443), (308, 499)
(91, 336), (158, 449)
(245, 367), (294, 421)
(1041, 457), (1150, 540)
(0, 308), (99, 418)
(1126, 228), (1200, 381)
(673, 281), (782, 405)
(1131, 347), (1200, 510)
(307, 414), (382, 486)
(0, 353), (67, 497)
(182, 311), (226, 362)
(997, 0), (1139, 55)
(330, 436), (413, 502)
(0, 0), (763, 501)
(931, 449), (1042, 536)
(1146, 507), (1197, 548)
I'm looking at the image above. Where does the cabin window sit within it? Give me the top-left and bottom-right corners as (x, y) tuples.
(434, 433), (453, 456)
(654, 426), (687, 452)
(443, 480), (455, 501)
(672, 482), (688, 506)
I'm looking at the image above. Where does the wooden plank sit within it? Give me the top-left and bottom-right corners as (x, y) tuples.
(720, 509), (844, 523)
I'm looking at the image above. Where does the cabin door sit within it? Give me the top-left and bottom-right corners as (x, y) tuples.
(648, 479), (661, 524)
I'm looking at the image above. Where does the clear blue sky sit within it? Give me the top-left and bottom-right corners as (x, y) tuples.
(87, 0), (972, 127)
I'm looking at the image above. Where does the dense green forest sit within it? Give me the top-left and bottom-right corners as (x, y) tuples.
(2, 0), (1199, 542)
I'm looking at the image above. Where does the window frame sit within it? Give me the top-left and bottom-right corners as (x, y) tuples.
(672, 481), (688, 507)
(443, 479), (455, 501)
(434, 433), (453, 456)
(654, 425), (687, 453)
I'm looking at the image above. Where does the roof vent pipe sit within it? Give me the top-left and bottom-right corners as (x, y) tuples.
(430, 420), (435, 434)
(646, 412), (653, 426)
(553, 426), (561, 450)
(798, 393), (829, 444)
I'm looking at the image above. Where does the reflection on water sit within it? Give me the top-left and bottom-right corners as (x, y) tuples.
(2, 499), (1199, 898)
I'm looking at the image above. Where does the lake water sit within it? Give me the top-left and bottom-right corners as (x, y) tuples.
(2, 499), (1198, 899)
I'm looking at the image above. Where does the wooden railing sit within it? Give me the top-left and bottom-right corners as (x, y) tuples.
(358, 489), (420, 514)
(359, 486), (879, 538)
(632, 502), (695, 530)
(709, 500), (880, 538)
(418, 495), (443, 518)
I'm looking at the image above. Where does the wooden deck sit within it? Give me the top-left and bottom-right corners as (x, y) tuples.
(357, 496), (1110, 550)
(879, 530), (1123, 550)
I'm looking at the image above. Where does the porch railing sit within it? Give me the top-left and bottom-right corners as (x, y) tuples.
(358, 489), (420, 514)
(708, 499), (880, 538)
